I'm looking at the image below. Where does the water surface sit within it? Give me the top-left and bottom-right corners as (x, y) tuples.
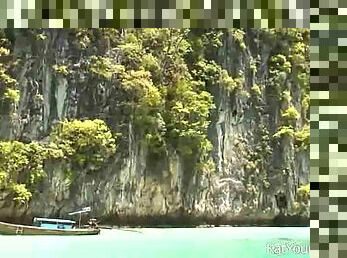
(0, 227), (309, 258)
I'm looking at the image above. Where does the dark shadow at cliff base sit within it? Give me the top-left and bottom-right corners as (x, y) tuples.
(100, 214), (309, 228)
(272, 213), (309, 227)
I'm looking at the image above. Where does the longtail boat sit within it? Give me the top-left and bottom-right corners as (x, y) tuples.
(0, 207), (100, 235)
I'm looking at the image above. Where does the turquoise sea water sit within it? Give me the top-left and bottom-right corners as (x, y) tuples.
(0, 227), (309, 258)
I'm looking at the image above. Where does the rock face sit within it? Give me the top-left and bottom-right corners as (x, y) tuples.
(0, 29), (309, 225)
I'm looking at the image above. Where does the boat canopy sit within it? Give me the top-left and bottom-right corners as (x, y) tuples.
(33, 218), (76, 225)
(68, 207), (91, 216)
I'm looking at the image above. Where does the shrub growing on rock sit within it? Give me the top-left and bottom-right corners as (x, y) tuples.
(50, 119), (117, 166)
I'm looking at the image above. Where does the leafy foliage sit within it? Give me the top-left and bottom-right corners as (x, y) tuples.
(0, 141), (48, 204)
(166, 80), (215, 156)
(52, 64), (70, 76)
(11, 184), (32, 204)
(121, 70), (163, 107)
(50, 119), (117, 166)
(0, 119), (117, 203)
(251, 84), (262, 96)
(35, 33), (47, 41)
(0, 30), (18, 114)
(219, 70), (244, 92)
(75, 29), (92, 49)
(230, 29), (246, 50)
(297, 184), (310, 199)
(273, 126), (295, 138)
(293, 183), (310, 216)
(269, 54), (292, 74)
(281, 106), (300, 121)
(301, 94), (310, 120)
(89, 56), (125, 80)
(3, 88), (20, 103)
(294, 125), (310, 150)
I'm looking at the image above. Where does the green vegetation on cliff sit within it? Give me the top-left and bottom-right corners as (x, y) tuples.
(0, 141), (47, 203)
(0, 28), (309, 217)
(293, 183), (310, 216)
(0, 120), (116, 203)
(83, 29), (220, 168)
(265, 29), (310, 150)
(51, 119), (117, 166)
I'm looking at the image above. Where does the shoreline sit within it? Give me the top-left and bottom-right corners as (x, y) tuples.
(1, 213), (309, 228)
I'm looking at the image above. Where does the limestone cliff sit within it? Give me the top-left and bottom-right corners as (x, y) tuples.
(0, 29), (309, 225)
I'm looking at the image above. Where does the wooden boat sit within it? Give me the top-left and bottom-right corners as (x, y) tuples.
(0, 220), (100, 235)
(0, 207), (100, 235)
